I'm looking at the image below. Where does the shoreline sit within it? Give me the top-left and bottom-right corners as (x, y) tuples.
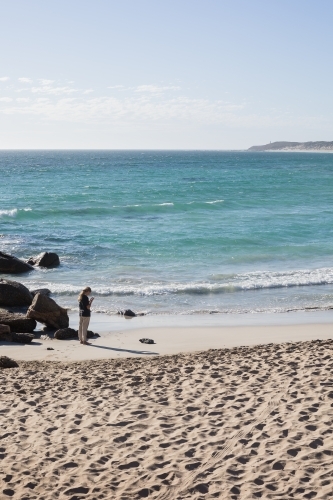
(1, 309), (332, 362)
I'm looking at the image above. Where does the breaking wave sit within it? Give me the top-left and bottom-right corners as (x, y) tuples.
(20, 267), (333, 298)
(0, 208), (32, 218)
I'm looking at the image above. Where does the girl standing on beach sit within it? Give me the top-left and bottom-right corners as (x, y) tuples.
(78, 287), (94, 345)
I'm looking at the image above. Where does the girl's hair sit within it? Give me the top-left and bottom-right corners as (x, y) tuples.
(78, 287), (91, 302)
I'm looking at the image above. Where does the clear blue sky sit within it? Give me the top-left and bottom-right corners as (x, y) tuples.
(0, 0), (332, 149)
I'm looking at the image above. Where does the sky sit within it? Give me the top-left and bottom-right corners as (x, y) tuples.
(0, 0), (332, 149)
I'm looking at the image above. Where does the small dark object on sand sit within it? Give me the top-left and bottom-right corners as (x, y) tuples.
(0, 356), (19, 368)
(139, 338), (155, 344)
(46, 347), (54, 350)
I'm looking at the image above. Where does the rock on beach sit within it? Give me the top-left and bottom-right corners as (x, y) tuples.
(30, 288), (52, 297)
(0, 279), (33, 307)
(0, 251), (34, 274)
(0, 330), (35, 343)
(0, 310), (36, 333)
(27, 293), (69, 330)
(0, 356), (18, 368)
(27, 252), (60, 268)
(54, 328), (99, 340)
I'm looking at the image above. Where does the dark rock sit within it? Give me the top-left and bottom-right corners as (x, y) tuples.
(27, 252), (60, 268)
(0, 279), (33, 307)
(0, 251), (34, 274)
(87, 330), (100, 339)
(12, 332), (34, 343)
(0, 330), (34, 343)
(30, 288), (52, 297)
(27, 293), (69, 330)
(46, 347), (54, 350)
(139, 338), (155, 344)
(54, 328), (100, 340)
(0, 310), (36, 332)
(54, 327), (77, 340)
(0, 328), (11, 341)
(118, 309), (136, 317)
(0, 356), (19, 368)
(0, 324), (11, 334)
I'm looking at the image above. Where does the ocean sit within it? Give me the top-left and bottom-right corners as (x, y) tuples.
(1, 150), (333, 316)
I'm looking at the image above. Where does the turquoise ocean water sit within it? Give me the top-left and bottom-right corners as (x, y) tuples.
(1, 150), (333, 316)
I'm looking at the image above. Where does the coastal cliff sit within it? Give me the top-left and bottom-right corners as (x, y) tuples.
(248, 141), (333, 151)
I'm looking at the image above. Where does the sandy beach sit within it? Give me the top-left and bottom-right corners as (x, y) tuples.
(1, 313), (333, 499)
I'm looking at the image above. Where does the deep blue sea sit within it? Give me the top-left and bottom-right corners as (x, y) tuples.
(1, 150), (333, 315)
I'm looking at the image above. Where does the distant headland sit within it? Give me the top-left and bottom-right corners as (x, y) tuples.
(248, 141), (333, 152)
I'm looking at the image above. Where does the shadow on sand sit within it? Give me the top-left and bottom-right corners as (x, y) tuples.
(89, 344), (159, 356)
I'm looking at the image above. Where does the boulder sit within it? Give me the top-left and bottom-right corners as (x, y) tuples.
(0, 279), (33, 307)
(87, 330), (99, 339)
(0, 310), (36, 332)
(0, 252), (34, 274)
(118, 309), (136, 317)
(27, 293), (69, 330)
(54, 328), (99, 340)
(0, 330), (34, 343)
(0, 356), (19, 369)
(30, 288), (52, 297)
(54, 327), (77, 340)
(27, 252), (60, 268)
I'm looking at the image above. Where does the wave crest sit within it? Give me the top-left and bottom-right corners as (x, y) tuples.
(0, 209), (18, 217)
(18, 267), (333, 298)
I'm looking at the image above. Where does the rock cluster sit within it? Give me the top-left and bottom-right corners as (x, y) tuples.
(0, 250), (60, 274)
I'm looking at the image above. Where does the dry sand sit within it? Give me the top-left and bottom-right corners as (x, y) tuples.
(1, 335), (333, 499)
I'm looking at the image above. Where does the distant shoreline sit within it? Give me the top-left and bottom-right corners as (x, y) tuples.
(249, 149), (333, 153)
(248, 141), (333, 152)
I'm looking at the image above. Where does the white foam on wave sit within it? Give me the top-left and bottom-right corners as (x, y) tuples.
(112, 204), (141, 208)
(16, 267), (333, 298)
(0, 208), (32, 218)
(0, 209), (18, 217)
(185, 200), (224, 205)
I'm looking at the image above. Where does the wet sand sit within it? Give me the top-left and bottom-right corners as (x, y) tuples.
(1, 310), (333, 362)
